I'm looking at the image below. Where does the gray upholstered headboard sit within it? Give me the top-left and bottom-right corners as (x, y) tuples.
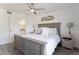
(38, 23), (61, 37)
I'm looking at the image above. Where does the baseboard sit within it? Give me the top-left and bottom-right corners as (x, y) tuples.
(0, 40), (14, 46)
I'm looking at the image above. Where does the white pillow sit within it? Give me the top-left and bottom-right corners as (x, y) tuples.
(41, 27), (49, 36)
(34, 28), (42, 34)
(48, 28), (58, 36)
(41, 27), (58, 36)
(27, 28), (35, 33)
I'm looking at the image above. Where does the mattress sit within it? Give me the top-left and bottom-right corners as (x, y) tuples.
(16, 33), (60, 55)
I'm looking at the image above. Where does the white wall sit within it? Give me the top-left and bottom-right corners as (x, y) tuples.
(25, 15), (35, 33)
(9, 4), (79, 48)
(8, 4), (79, 48)
(33, 8), (74, 35)
(0, 8), (9, 45)
(0, 4), (79, 48)
(72, 4), (79, 48)
(10, 12), (35, 41)
(0, 8), (28, 45)
(10, 11), (27, 42)
(27, 7), (79, 47)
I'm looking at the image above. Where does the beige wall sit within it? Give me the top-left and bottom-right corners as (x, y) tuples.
(0, 8), (27, 45)
(26, 7), (79, 48)
(72, 4), (79, 48)
(0, 4), (79, 48)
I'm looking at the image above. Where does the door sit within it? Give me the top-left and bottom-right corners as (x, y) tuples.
(0, 10), (9, 53)
(0, 12), (9, 45)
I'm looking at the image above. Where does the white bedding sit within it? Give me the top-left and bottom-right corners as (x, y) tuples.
(17, 33), (60, 55)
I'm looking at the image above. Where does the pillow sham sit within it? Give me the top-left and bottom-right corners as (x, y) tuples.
(27, 28), (35, 34)
(34, 28), (42, 34)
(41, 27), (58, 36)
(48, 28), (58, 36)
(41, 27), (49, 36)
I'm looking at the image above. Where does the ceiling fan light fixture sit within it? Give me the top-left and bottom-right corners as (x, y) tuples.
(30, 9), (34, 12)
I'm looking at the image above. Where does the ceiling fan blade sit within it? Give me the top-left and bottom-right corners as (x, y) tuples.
(34, 8), (45, 10)
(34, 11), (37, 15)
(31, 3), (34, 6)
(27, 3), (32, 9)
(27, 3), (35, 10)
(26, 3), (44, 15)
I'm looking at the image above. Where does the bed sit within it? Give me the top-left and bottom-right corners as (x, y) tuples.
(14, 23), (61, 55)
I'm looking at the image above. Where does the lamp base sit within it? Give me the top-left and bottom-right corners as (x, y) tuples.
(20, 29), (26, 34)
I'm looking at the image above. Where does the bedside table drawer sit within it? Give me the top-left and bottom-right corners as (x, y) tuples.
(63, 37), (72, 40)
(62, 39), (73, 49)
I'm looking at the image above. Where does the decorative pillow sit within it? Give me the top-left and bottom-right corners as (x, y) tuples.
(41, 27), (49, 36)
(27, 28), (35, 34)
(41, 27), (58, 36)
(48, 28), (58, 36)
(34, 28), (42, 34)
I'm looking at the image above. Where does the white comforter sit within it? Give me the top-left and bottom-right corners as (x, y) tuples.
(17, 33), (60, 55)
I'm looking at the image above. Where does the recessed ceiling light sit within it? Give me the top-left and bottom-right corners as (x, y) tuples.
(30, 9), (34, 12)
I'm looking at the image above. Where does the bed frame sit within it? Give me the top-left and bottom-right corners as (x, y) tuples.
(14, 23), (61, 55)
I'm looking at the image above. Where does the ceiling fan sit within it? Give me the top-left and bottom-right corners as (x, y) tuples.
(26, 3), (45, 15)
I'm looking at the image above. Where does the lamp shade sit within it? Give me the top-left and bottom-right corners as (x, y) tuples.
(66, 23), (74, 28)
(19, 19), (26, 26)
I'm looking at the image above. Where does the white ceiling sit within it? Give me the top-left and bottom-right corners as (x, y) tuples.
(0, 3), (76, 15)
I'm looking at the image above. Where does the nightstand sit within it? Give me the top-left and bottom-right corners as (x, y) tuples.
(62, 35), (73, 50)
